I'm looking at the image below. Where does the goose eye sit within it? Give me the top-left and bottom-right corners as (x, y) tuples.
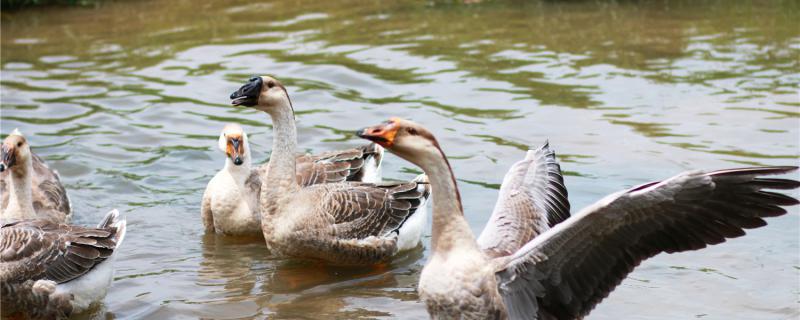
(16, 142), (22, 147)
(267, 81), (275, 88)
(407, 128), (418, 135)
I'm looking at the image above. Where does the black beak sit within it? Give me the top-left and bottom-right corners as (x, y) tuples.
(1, 145), (15, 172)
(230, 76), (262, 107)
(230, 138), (244, 166)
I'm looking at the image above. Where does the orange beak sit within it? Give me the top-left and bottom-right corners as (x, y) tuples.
(356, 119), (400, 148)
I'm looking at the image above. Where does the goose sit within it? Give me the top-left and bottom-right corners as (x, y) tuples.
(202, 123), (384, 236)
(357, 117), (800, 319)
(0, 209), (126, 319)
(1, 129), (71, 223)
(228, 76), (430, 265)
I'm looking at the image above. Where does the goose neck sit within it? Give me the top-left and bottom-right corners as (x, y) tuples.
(416, 148), (480, 257)
(264, 105), (298, 191)
(4, 159), (35, 220)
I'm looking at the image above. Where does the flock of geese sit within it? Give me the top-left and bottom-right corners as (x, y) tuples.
(1, 75), (798, 319)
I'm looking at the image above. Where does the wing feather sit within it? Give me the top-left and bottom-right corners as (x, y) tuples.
(478, 143), (570, 258)
(0, 210), (125, 284)
(495, 166), (799, 320)
(296, 143), (383, 186)
(314, 176), (430, 241)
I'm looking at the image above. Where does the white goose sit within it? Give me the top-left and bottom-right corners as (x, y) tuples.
(202, 123), (384, 236)
(228, 76), (430, 265)
(0, 209), (126, 319)
(1, 129), (71, 223)
(357, 117), (799, 319)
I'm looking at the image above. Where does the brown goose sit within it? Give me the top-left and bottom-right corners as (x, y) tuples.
(228, 76), (430, 265)
(202, 123), (384, 236)
(1, 129), (71, 223)
(1, 209), (126, 319)
(357, 117), (799, 320)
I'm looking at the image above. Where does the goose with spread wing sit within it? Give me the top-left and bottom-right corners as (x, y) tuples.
(228, 76), (430, 265)
(1, 129), (71, 224)
(357, 117), (799, 320)
(1, 209), (126, 319)
(202, 123), (384, 236)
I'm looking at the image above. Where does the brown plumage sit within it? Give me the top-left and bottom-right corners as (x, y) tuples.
(202, 122), (384, 236)
(0, 210), (125, 319)
(268, 176), (431, 265)
(229, 76), (430, 265)
(477, 142), (569, 259)
(357, 118), (800, 320)
(497, 166), (800, 320)
(291, 142), (382, 187)
(1, 131), (72, 223)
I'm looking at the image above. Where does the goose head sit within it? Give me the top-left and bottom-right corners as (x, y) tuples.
(357, 118), (443, 167)
(230, 75), (293, 114)
(218, 124), (249, 167)
(1, 129), (31, 173)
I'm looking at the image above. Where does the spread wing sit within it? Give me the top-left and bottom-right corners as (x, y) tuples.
(494, 166), (799, 320)
(477, 143), (570, 259)
(0, 210), (125, 284)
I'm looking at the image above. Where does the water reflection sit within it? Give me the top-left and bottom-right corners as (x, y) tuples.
(2, 0), (798, 319)
(198, 234), (426, 318)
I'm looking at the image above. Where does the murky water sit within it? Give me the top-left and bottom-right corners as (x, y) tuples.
(1, 0), (798, 319)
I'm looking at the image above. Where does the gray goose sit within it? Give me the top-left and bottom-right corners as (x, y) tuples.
(1, 129), (71, 223)
(202, 123), (384, 236)
(357, 117), (799, 320)
(228, 76), (430, 265)
(1, 209), (126, 319)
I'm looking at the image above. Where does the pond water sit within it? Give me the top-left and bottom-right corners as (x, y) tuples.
(1, 0), (798, 319)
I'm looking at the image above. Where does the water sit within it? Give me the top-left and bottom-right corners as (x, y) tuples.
(1, 1), (798, 319)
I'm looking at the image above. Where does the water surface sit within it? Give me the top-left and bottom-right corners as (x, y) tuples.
(1, 1), (798, 319)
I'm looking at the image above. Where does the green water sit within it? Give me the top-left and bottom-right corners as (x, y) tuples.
(1, 1), (798, 319)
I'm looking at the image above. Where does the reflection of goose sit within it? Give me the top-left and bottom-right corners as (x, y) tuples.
(198, 233), (266, 299)
(229, 76), (430, 265)
(1, 129), (71, 223)
(202, 124), (384, 236)
(1, 210), (126, 319)
(357, 118), (800, 320)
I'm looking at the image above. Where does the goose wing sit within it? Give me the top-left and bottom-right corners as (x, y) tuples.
(494, 166), (799, 320)
(477, 143), (570, 259)
(286, 176), (430, 265)
(1, 153), (72, 222)
(0, 210), (124, 284)
(315, 176), (429, 240)
(297, 143), (383, 186)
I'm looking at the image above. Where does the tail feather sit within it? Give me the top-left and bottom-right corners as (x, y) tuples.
(394, 174), (430, 251)
(97, 209), (126, 248)
(351, 143), (384, 183)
